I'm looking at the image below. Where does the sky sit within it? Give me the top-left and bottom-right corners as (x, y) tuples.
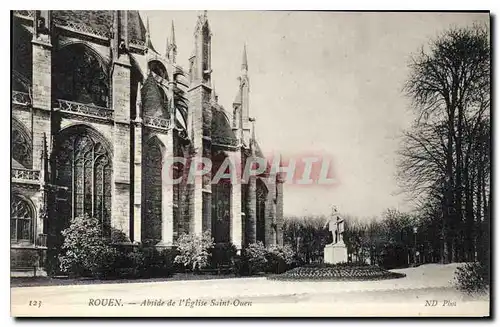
(141, 11), (489, 219)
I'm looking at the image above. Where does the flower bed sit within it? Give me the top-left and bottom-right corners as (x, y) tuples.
(268, 264), (406, 281)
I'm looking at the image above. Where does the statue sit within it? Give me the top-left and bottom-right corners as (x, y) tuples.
(323, 205), (348, 264)
(324, 206), (345, 244)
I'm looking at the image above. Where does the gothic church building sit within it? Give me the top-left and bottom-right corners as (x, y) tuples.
(11, 10), (284, 273)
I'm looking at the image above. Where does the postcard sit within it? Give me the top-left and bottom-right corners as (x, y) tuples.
(10, 10), (491, 317)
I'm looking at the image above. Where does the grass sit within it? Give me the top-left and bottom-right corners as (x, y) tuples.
(10, 272), (252, 288)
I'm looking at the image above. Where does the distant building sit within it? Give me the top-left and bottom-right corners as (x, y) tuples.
(11, 10), (284, 274)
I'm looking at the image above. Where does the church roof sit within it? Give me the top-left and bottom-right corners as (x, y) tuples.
(52, 10), (146, 42)
(211, 105), (238, 146)
(141, 73), (168, 118)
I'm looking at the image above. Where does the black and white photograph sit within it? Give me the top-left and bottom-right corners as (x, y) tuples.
(9, 9), (491, 317)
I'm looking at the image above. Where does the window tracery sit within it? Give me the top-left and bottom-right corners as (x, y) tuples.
(55, 129), (112, 237)
(12, 124), (32, 168)
(142, 139), (163, 242)
(54, 45), (109, 108)
(11, 195), (34, 242)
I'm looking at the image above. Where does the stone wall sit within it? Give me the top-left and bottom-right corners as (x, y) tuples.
(111, 59), (132, 242)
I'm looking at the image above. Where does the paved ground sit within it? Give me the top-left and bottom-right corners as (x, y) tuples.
(11, 263), (489, 317)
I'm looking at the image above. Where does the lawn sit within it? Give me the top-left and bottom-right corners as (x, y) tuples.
(10, 272), (258, 288)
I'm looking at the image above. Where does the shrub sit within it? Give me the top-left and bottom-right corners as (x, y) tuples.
(210, 242), (238, 269)
(454, 262), (489, 295)
(174, 231), (214, 272)
(118, 246), (176, 278)
(240, 242), (268, 275)
(266, 244), (295, 274)
(58, 215), (120, 278)
(58, 215), (176, 279)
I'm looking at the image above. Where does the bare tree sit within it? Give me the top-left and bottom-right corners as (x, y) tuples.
(399, 23), (490, 263)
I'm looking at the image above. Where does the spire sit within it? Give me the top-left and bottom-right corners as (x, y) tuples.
(169, 20), (177, 63)
(211, 82), (218, 103)
(170, 20), (176, 47)
(145, 16), (150, 42)
(145, 15), (155, 50)
(192, 10), (211, 83)
(195, 10), (210, 34)
(165, 36), (170, 57)
(241, 43), (248, 72)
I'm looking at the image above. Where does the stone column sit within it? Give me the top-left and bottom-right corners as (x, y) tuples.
(132, 114), (142, 243)
(265, 179), (277, 246)
(246, 156), (257, 244)
(229, 149), (242, 250)
(276, 178), (284, 245)
(111, 57), (132, 243)
(158, 133), (175, 246)
(31, 18), (52, 171)
(202, 142), (212, 233)
(188, 84), (212, 236)
(36, 134), (49, 246)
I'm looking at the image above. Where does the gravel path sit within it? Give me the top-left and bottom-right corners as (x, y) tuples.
(11, 263), (489, 317)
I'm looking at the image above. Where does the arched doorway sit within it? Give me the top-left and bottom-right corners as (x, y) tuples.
(142, 136), (163, 243)
(54, 126), (112, 237)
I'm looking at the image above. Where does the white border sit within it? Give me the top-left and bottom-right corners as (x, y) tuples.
(2, 1), (497, 326)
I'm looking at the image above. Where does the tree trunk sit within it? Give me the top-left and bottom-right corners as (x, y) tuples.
(475, 147), (483, 262)
(464, 168), (475, 261)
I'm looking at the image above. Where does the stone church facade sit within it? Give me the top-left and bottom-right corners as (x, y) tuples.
(11, 10), (284, 273)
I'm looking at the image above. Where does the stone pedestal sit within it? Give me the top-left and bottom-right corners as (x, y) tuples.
(324, 241), (348, 264)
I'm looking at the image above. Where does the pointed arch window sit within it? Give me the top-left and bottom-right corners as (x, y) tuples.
(55, 129), (112, 237)
(11, 195), (34, 243)
(54, 44), (109, 107)
(142, 138), (163, 243)
(12, 123), (32, 168)
(211, 151), (231, 243)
